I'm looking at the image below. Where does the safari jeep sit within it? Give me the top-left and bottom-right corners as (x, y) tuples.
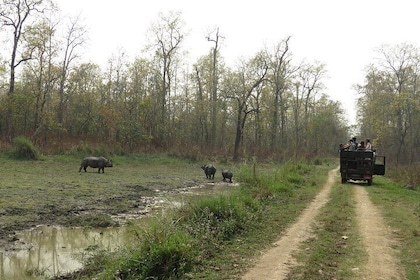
(339, 150), (386, 185)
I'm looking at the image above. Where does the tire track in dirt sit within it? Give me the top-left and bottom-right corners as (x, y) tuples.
(354, 185), (404, 280)
(241, 167), (339, 280)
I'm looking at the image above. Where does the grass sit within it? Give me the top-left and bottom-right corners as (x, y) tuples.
(365, 176), (420, 280)
(72, 159), (333, 279)
(0, 153), (206, 240)
(284, 169), (420, 280)
(286, 181), (364, 279)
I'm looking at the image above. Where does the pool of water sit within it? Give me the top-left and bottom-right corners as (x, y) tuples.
(0, 225), (130, 280)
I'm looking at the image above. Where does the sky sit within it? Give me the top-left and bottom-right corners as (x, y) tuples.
(55, 0), (420, 124)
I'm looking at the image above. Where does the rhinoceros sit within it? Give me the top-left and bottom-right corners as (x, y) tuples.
(222, 169), (233, 183)
(201, 164), (216, 179)
(79, 156), (113, 173)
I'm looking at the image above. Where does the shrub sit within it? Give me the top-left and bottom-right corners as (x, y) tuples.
(186, 193), (262, 244)
(97, 219), (194, 279)
(10, 136), (40, 160)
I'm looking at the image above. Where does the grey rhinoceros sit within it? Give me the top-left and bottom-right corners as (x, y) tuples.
(201, 164), (216, 179)
(222, 169), (233, 183)
(79, 156), (113, 173)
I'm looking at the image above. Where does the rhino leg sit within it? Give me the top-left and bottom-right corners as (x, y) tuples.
(79, 162), (87, 172)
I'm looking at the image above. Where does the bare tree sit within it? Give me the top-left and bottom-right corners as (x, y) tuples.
(365, 43), (420, 163)
(293, 62), (326, 151)
(146, 11), (186, 144)
(193, 60), (209, 143)
(223, 52), (268, 161)
(58, 14), (86, 125)
(0, 0), (49, 94)
(23, 17), (59, 140)
(206, 27), (223, 147)
(266, 36), (298, 150)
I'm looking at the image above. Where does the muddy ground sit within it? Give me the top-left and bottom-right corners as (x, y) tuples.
(0, 157), (234, 253)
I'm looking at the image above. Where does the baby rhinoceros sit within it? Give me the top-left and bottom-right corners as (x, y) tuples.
(222, 169), (233, 183)
(201, 164), (216, 179)
(79, 156), (113, 173)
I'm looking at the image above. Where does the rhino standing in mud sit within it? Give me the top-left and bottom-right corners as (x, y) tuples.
(222, 169), (233, 183)
(201, 164), (216, 179)
(79, 156), (113, 173)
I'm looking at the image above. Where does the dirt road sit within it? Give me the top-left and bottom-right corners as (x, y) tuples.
(242, 167), (404, 280)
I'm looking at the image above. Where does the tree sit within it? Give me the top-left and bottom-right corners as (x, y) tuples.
(146, 11), (186, 145)
(0, 0), (49, 94)
(293, 61), (326, 152)
(192, 58), (210, 144)
(357, 43), (420, 164)
(309, 96), (347, 155)
(57, 14), (86, 126)
(265, 36), (297, 150)
(223, 52), (268, 161)
(65, 62), (102, 136)
(22, 17), (60, 144)
(206, 27), (223, 147)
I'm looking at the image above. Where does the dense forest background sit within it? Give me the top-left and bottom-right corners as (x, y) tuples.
(0, 0), (418, 164)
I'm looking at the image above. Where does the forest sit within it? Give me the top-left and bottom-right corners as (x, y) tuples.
(0, 0), (418, 165)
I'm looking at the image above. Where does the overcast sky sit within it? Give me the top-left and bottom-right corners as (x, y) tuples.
(55, 0), (420, 124)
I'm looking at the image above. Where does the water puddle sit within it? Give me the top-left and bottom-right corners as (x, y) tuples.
(0, 225), (130, 280)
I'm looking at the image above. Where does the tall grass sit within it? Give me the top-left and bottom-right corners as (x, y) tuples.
(9, 136), (41, 160)
(387, 163), (420, 189)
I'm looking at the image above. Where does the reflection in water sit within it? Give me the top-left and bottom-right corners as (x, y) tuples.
(0, 225), (129, 280)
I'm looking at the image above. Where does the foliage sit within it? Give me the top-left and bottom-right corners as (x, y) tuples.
(68, 141), (112, 158)
(356, 43), (420, 165)
(9, 136), (40, 160)
(95, 220), (194, 280)
(184, 193), (262, 247)
(386, 163), (420, 188)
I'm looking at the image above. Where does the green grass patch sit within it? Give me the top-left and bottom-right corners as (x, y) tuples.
(0, 153), (203, 238)
(286, 183), (364, 279)
(92, 218), (195, 279)
(365, 176), (420, 279)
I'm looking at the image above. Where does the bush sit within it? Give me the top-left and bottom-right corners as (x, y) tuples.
(96, 219), (194, 279)
(10, 136), (40, 160)
(186, 193), (262, 246)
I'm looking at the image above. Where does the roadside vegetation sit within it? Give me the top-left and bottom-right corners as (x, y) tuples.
(365, 176), (420, 279)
